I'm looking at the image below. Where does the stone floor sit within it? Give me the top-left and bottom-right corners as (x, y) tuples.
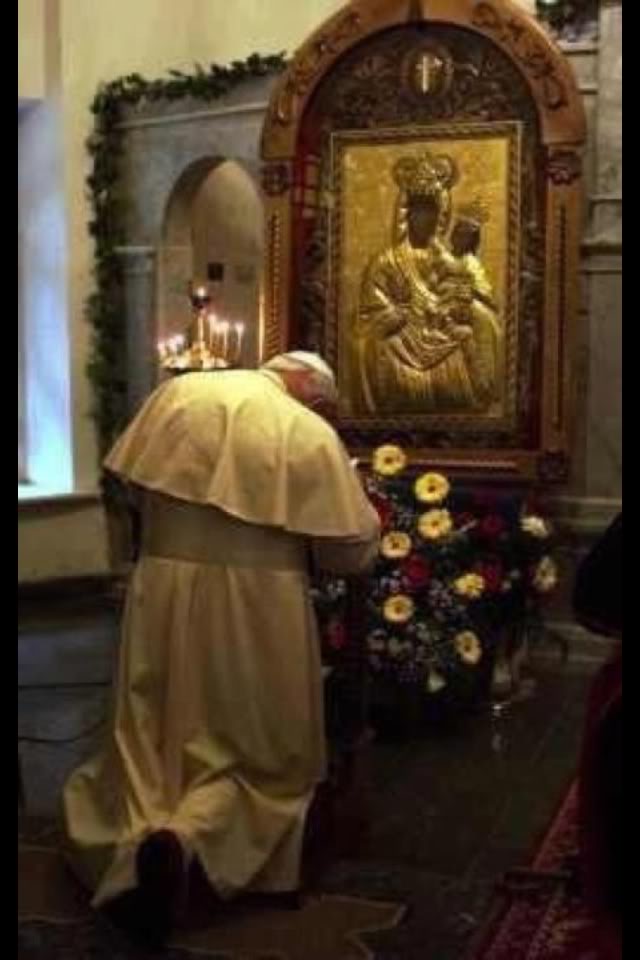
(18, 604), (610, 958)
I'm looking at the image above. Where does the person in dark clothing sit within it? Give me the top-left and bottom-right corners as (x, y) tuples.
(573, 512), (621, 958)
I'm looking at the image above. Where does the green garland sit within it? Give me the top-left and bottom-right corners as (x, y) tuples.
(85, 53), (287, 459)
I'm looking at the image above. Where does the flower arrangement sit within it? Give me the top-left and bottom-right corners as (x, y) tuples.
(314, 445), (558, 709)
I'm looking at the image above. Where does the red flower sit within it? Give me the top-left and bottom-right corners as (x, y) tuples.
(479, 514), (506, 539)
(401, 555), (432, 589)
(326, 620), (348, 650)
(477, 561), (503, 594)
(369, 493), (393, 530)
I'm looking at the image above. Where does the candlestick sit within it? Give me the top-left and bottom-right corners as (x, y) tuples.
(188, 281), (212, 314)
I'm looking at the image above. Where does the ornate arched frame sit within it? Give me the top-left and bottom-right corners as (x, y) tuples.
(260, 0), (586, 483)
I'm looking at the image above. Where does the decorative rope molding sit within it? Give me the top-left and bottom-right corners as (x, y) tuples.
(85, 53), (287, 462)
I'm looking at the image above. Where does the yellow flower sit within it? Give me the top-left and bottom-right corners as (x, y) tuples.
(453, 573), (486, 599)
(521, 515), (551, 539)
(380, 531), (412, 559)
(454, 630), (483, 665)
(383, 594), (415, 624)
(414, 472), (450, 504)
(372, 444), (407, 477)
(533, 556), (558, 593)
(418, 509), (453, 541)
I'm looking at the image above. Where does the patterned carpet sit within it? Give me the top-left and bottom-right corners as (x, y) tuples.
(469, 783), (620, 960)
(18, 821), (406, 960)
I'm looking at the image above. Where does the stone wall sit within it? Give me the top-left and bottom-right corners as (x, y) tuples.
(546, 4), (621, 645)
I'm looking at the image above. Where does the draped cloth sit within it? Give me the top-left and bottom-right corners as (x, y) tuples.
(102, 370), (376, 538)
(63, 371), (380, 907)
(577, 646), (621, 960)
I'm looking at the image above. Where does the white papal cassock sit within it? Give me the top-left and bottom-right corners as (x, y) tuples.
(63, 370), (380, 907)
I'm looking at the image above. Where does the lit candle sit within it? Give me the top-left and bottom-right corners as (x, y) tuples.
(169, 335), (184, 359)
(234, 322), (244, 363)
(208, 313), (217, 352)
(219, 320), (230, 360)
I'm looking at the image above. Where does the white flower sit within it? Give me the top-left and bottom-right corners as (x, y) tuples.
(521, 515), (551, 539)
(426, 670), (447, 693)
(533, 556), (558, 593)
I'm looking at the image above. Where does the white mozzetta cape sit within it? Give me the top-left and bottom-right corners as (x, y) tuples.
(105, 369), (376, 540)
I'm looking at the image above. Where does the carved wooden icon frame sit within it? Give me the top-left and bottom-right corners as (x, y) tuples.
(260, 0), (586, 483)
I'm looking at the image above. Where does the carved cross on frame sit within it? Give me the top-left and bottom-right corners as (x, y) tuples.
(415, 51), (444, 94)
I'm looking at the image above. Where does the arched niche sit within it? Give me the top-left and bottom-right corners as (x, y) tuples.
(111, 73), (276, 414)
(159, 157), (264, 367)
(260, 0), (586, 484)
